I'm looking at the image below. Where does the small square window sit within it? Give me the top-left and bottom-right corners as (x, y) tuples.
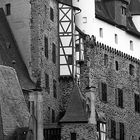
(115, 34), (118, 44)
(130, 40), (133, 51)
(83, 17), (87, 23)
(5, 3), (11, 16)
(99, 28), (103, 38)
(50, 7), (54, 21)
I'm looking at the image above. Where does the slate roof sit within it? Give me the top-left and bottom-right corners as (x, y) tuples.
(60, 84), (88, 123)
(0, 8), (35, 90)
(95, 0), (140, 37)
(129, 0), (140, 15)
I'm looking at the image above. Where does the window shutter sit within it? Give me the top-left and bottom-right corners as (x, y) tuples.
(115, 88), (118, 106)
(98, 82), (102, 100)
(52, 43), (56, 64)
(118, 89), (123, 108)
(120, 122), (125, 140)
(111, 120), (116, 139)
(102, 83), (107, 102)
(138, 95), (140, 113)
(44, 36), (48, 58)
(116, 122), (120, 140)
(108, 119), (111, 138)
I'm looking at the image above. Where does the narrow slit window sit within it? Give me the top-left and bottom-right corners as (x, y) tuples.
(53, 79), (57, 98)
(104, 54), (108, 66)
(52, 109), (55, 123)
(99, 28), (103, 38)
(115, 34), (118, 44)
(50, 7), (54, 21)
(45, 73), (50, 93)
(44, 36), (48, 58)
(115, 61), (119, 71)
(5, 3), (11, 16)
(129, 64), (134, 76)
(52, 43), (56, 64)
(130, 40), (133, 51)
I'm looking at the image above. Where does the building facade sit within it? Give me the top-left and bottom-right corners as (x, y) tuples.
(0, 0), (140, 140)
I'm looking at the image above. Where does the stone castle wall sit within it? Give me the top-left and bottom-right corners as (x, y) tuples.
(82, 36), (140, 139)
(30, 0), (60, 126)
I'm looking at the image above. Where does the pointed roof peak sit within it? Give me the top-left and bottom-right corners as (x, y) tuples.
(60, 84), (88, 123)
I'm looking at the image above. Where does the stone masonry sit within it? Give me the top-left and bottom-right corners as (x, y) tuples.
(81, 35), (140, 139)
(30, 0), (60, 126)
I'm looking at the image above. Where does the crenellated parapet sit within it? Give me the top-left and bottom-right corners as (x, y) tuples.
(85, 35), (140, 65)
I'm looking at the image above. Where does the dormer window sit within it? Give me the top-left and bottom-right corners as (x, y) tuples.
(121, 6), (126, 15)
(5, 3), (11, 16)
(83, 17), (87, 23)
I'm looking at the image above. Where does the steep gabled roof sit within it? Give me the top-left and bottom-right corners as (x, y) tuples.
(95, 0), (140, 37)
(60, 84), (88, 123)
(129, 0), (140, 15)
(0, 8), (35, 90)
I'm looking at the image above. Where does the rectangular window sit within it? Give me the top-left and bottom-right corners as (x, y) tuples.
(76, 44), (80, 52)
(99, 28), (103, 38)
(52, 109), (55, 123)
(52, 43), (56, 64)
(44, 36), (48, 58)
(71, 133), (76, 140)
(50, 7), (54, 21)
(121, 6), (126, 15)
(111, 120), (116, 139)
(101, 82), (107, 102)
(53, 79), (57, 98)
(120, 123), (125, 140)
(97, 122), (106, 140)
(115, 61), (119, 71)
(104, 54), (108, 66)
(129, 64), (134, 76)
(45, 73), (50, 93)
(130, 40), (133, 51)
(116, 88), (123, 108)
(115, 34), (118, 44)
(67, 55), (73, 65)
(135, 93), (140, 113)
(83, 17), (87, 23)
(5, 3), (11, 16)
